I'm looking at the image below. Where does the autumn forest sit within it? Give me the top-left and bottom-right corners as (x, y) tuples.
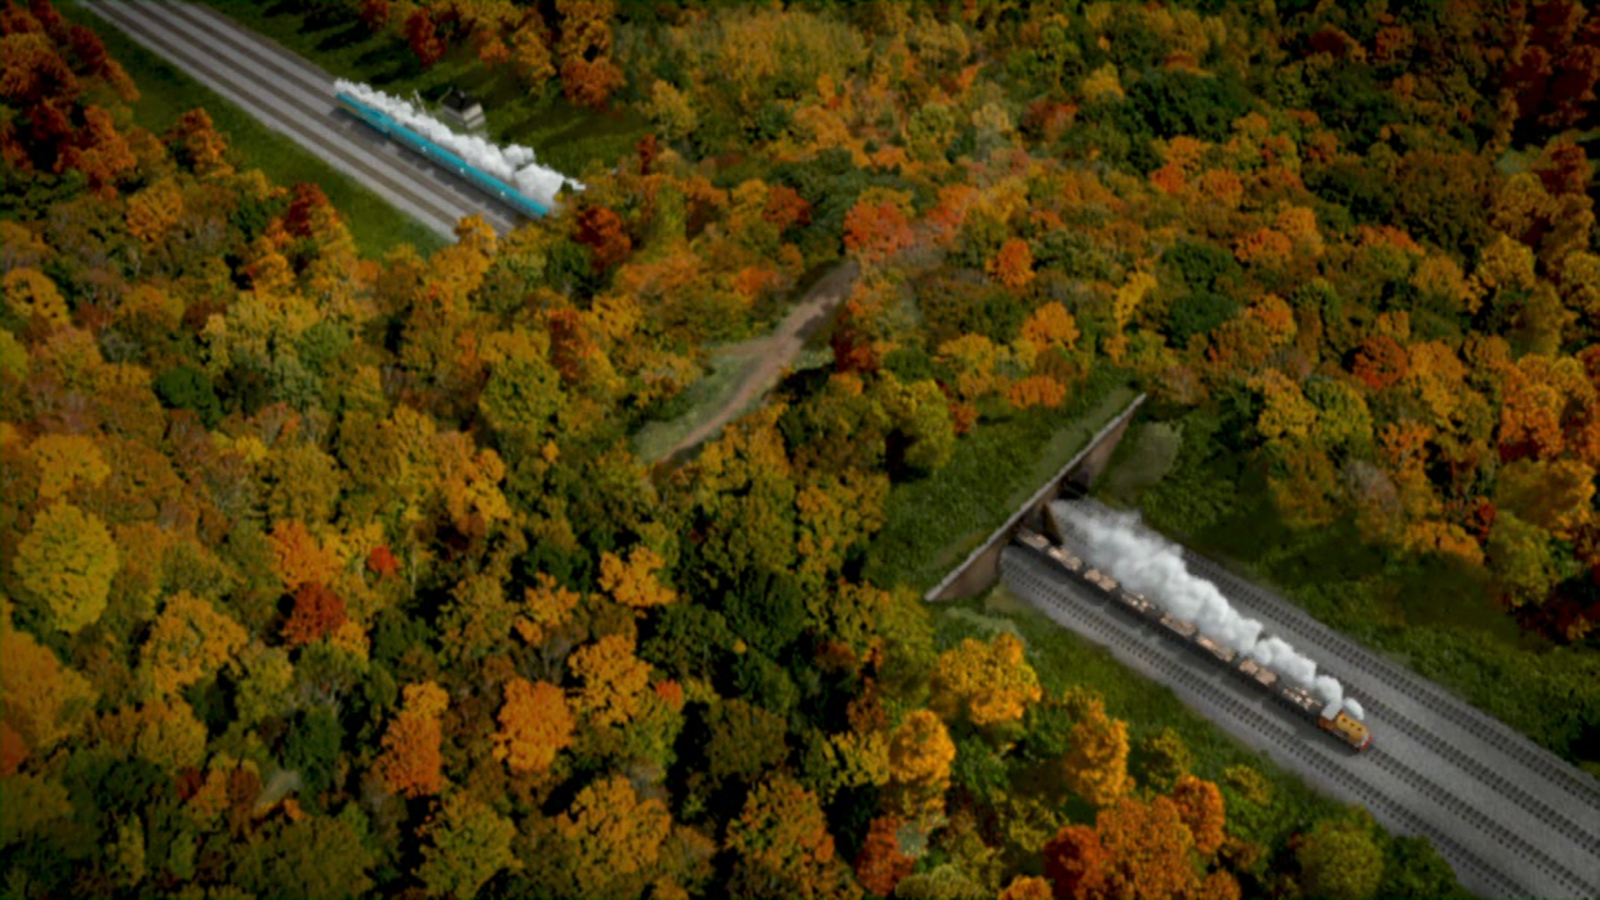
(1, 0), (1597, 897)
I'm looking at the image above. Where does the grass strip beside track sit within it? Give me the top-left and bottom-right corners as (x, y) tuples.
(67, 1), (445, 258)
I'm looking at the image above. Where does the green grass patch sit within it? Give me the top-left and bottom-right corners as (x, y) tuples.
(68, 2), (444, 258)
(864, 373), (1134, 593)
(198, 0), (649, 178)
(1111, 406), (1600, 769)
(1095, 420), (1182, 510)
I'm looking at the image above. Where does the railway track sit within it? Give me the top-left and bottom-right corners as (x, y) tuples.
(1166, 551), (1600, 857)
(1179, 549), (1600, 812)
(84, 2), (521, 238)
(1001, 551), (1532, 899)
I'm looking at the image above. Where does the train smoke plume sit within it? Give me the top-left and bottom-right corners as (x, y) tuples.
(1051, 501), (1363, 720)
(335, 80), (583, 210)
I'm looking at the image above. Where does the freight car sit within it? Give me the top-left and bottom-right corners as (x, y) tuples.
(1012, 528), (1372, 751)
(334, 92), (552, 221)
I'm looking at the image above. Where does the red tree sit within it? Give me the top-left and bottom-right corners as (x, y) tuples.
(366, 545), (400, 579)
(404, 8), (446, 68)
(844, 199), (914, 265)
(854, 816), (914, 896)
(282, 582), (347, 646)
(560, 56), (625, 109)
(575, 206), (632, 273)
(1351, 334), (1409, 390)
(358, 0), (391, 31)
(763, 184), (812, 232)
(1043, 824), (1109, 900)
(283, 182), (336, 239)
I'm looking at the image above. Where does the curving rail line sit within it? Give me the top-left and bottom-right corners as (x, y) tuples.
(1001, 550), (1532, 898)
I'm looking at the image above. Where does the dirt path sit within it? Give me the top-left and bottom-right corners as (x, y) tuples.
(662, 259), (861, 461)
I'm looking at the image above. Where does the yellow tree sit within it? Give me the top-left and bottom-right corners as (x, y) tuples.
(14, 501), (120, 633)
(3, 268), (71, 328)
(999, 875), (1053, 900)
(493, 677), (574, 775)
(555, 774), (673, 897)
(1, 608), (97, 755)
(936, 333), (1008, 404)
(932, 633), (1042, 727)
(569, 634), (651, 727)
(515, 573), (580, 645)
(887, 709), (954, 818)
(432, 431), (513, 540)
(26, 432), (110, 501)
(99, 697), (208, 771)
(598, 545), (676, 610)
(799, 472), (889, 591)
(137, 591), (248, 698)
(725, 775), (862, 900)
(125, 179), (184, 245)
(1251, 370), (1318, 441)
(1063, 697), (1131, 808)
(1022, 302), (1080, 353)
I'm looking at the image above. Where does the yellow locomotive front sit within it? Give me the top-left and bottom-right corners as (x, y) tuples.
(1318, 710), (1372, 751)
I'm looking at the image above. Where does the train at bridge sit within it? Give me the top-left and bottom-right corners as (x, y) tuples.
(1014, 527), (1372, 752)
(334, 91), (551, 221)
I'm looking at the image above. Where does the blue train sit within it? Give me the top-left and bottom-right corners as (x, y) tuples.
(334, 91), (551, 220)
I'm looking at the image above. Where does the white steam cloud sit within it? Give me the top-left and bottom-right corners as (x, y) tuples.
(335, 80), (584, 211)
(1051, 501), (1364, 721)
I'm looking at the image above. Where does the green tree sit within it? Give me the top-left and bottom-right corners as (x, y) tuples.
(153, 366), (222, 428)
(1378, 835), (1467, 899)
(480, 328), (566, 441)
(419, 791), (520, 898)
(880, 376), (956, 475)
(283, 707), (343, 799)
(1297, 817), (1384, 900)
(1133, 728), (1191, 794)
(1486, 512), (1563, 608)
(707, 698), (789, 786)
(238, 808), (376, 899)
